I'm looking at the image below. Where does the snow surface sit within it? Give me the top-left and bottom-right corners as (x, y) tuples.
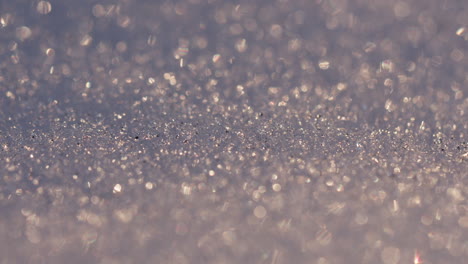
(0, 0), (467, 263)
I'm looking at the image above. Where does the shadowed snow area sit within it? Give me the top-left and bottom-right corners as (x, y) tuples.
(0, 0), (467, 263)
